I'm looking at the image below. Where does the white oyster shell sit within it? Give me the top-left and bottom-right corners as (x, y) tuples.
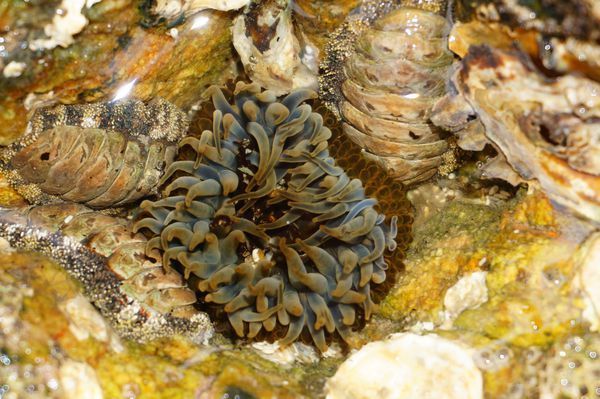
(232, 0), (317, 95)
(59, 360), (103, 399)
(29, 0), (101, 51)
(325, 333), (483, 399)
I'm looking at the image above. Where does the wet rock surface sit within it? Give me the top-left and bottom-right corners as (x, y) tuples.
(1, 0), (600, 398)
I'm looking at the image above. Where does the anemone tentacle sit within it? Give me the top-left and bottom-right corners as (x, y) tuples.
(134, 82), (398, 351)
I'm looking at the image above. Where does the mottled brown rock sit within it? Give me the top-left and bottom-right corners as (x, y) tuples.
(455, 45), (600, 224)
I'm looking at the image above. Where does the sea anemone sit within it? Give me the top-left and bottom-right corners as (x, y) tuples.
(133, 82), (398, 351)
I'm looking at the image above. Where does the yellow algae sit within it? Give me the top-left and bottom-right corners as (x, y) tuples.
(96, 344), (213, 399)
(0, 101), (26, 146)
(379, 200), (501, 322)
(0, 251), (109, 363)
(378, 187), (582, 346)
(144, 335), (201, 363)
(454, 236), (581, 347)
(499, 191), (557, 230)
(96, 344), (314, 399)
(207, 362), (304, 399)
(448, 191), (582, 347)
(268, 186), (591, 396)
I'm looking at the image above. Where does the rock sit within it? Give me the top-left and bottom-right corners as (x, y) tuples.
(443, 271), (488, 324)
(325, 333), (483, 399)
(59, 360), (103, 399)
(574, 232), (600, 331)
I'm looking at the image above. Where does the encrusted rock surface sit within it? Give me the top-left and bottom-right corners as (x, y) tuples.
(1, 0), (600, 397)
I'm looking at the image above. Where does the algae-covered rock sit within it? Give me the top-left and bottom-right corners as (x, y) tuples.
(379, 189), (587, 347)
(0, 0), (237, 145)
(0, 247), (341, 398)
(378, 197), (502, 324)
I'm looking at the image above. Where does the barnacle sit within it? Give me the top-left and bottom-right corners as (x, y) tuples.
(134, 82), (398, 351)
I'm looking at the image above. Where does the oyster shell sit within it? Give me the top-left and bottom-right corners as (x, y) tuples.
(322, 4), (454, 185)
(451, 0), (600, 81)
(232, 0), (317, 95)
(449, 45), (600, 224)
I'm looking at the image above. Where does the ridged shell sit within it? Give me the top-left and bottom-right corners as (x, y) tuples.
(323, 5), (454, 185)
(3, 203), (198, 316)
(1, 98), (189, 208)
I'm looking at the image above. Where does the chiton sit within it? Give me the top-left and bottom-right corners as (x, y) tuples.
(1, 98), (189, 208)
(321, 1), (455, 186)
(0, 203), (211, 342)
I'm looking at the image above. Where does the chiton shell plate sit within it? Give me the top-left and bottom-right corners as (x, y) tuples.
(1, 98), (189, 208)
(323, 4), (455, 185)
(5, 202), (199, 316)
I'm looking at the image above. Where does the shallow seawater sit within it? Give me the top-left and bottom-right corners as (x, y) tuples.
(1, 0), (600, 398)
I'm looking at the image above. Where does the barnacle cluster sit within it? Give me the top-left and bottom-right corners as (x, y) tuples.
(134, 82), (398, 351)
